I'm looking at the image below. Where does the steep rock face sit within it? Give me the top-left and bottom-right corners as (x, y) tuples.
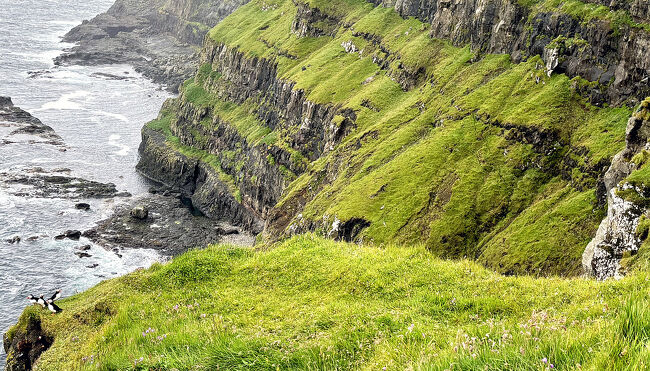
(138, 0), (644, 275)
(137, 126), (265, 232)
(375, 0), (650, 105)
(137, 27), (356, 231)
(3, 314), (52, 371)
(56, 0), (248, 89)
(583, 98), (650, 279)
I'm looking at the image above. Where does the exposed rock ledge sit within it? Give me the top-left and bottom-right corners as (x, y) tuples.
(83, 192), (255, 256)
(0, 97), (64, 147)
(3, 314), (52, 371)
(583, 98), (650, 279)
(136, 126), (265, 234)
(54, 0), (248, 90)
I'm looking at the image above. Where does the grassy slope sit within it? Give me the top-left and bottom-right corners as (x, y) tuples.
(13, 235), (650, 370)
(179, 0), (635, 276)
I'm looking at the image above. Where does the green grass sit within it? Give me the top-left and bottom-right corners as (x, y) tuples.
(11, 234), (650, 370)
(521, 0), (650, 32)
(174, 0), (637, 275)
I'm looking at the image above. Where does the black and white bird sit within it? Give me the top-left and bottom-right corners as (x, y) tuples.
(46, 299), (62, 314)
(49, 289), (62, 302)
(37, 295), (47, 308)
(26, 295), (38, 305)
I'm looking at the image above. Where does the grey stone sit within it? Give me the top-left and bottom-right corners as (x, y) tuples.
(130, 206), (149, 220)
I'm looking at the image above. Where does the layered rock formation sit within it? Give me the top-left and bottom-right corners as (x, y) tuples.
(56, 0), (248, 90)
(375, 0), (650, 106)
(136, 0), (650, 276)
(583, 98), (650, 279)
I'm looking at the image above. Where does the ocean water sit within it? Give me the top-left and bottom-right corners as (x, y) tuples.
(0, 0), (172, 364)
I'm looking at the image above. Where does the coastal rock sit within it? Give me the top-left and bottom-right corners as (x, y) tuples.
(84, 194), (255, 256)
(137, 40), (356, 234)
(5, 236), (21, 244)
(1, 168), (131, 199)
(0, 97), (64, 147)
(75, 202), (91, 211)
(55, 0), (249, 90)
(583, 98), (650, 279)
(3, 314), (53, 371)
(56, 230), (82, 241)
(130, 205), (149, 220)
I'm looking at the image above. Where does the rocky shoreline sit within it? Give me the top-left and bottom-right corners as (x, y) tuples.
(83, 191), (254, 256)
(0, 97), (64, 148)
(54, 0), (247, 91)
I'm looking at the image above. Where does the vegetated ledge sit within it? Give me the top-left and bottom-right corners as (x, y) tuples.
(137, 0), (643, 277)
(5, 234), (650, 370)
(372, 0), (650, 106)
(146, 1), (631, 275)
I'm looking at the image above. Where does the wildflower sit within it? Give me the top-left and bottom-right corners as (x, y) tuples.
(407, 323), (415, 333)
(550, 364), (554, 369)
(201, 313), (207, 318)
(542, 357), (548, 364)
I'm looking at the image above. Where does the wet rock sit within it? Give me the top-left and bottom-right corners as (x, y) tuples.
(130, 206), (149, 220)
(77, 244), (92, 251)
(1, 168), (131, 199)
(75, 202), (91, 211)
(66, 230), (82, 240)
(56, 230), (82, 241)
(75, 252), (92, 258)
(90, 72), (131, 80)
(86, 263), (99, 269)
(26, 236), (39, 241)
(55, 0), (248, 91)
(0, 97), (65, 147)
(85, 194), (255, 256)
(5, 236), (21, 244)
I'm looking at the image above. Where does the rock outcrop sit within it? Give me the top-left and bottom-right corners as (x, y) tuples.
(83, 193), (254, 256)
(583, 98), (650, 279)
(136, 0), (648, 276)
(137, 39), (355, 233)
(3, 314), (52, 371)
(55, 0), (248, 90)
(0, 97), (64, 147)
(374, 0), (650, 106)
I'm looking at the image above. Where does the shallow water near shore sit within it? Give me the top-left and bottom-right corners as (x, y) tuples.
(0, 0), (173, 364)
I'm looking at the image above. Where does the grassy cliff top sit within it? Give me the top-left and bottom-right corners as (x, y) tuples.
(12, 235), (650, 370)
(196, 0), (635, 276)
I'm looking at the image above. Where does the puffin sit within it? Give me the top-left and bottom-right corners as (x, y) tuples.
(26, 295), (38, 305)
(49, 289), (62, 302)
(37, 295), (47, 308)
(46, 299), (62, 314)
